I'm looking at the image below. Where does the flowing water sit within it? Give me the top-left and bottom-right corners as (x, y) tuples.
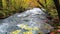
(0, 8), (53, 34)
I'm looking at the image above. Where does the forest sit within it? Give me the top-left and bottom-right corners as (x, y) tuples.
(0, 0), (60, 34)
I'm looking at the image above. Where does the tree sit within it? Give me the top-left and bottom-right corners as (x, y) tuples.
(53, 0), (60, 20)
(0, 0), (3, 10)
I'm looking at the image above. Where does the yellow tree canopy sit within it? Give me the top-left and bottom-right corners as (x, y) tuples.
(0, 0), (58, 18)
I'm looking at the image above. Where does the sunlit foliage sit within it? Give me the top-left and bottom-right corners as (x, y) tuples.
(39, 0), (58, 17)
(0, 0), (58, 18)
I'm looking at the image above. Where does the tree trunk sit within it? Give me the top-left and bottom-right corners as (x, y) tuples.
(53, 0), (60, 20)
(36, 0), (45, 7)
